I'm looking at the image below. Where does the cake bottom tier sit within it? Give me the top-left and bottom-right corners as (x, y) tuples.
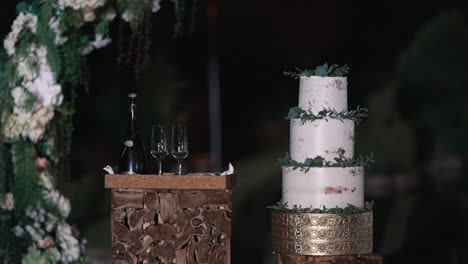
(282, 166), (364, 209)
(271, 210), (373, 256)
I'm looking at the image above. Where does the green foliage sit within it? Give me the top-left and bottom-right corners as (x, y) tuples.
(173, 0), (186, 37)
(397, 11), (468, 153)
(95, 20), (110, 35)
(0, 54), (14, 195)
(36, 0), (62, 78)
(286, 106), (368, 125)
(60, 34), (89, 87)
(16, 2), (30, 14)
(117, 0), (152, 31)
(60, 8), (83, 31)
(268, 200), (374, 214)
(11, 141), (40, 219)
(284, 63), (350, 79)
(279, 151), (375, 172)
(72, 257), (90, 264)
(0, 52), (15, 120)
(22, 247), (60, 264)
(0, 215), (25, 264)
(0, 145), (9, 193)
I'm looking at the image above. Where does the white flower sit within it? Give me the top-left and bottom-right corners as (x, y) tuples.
(0, 193), (15, 210)
(25, 206), (37, 219)
(2, 114), (22, 140)
(104, 9), (116, 21)
(3, 106), (54, 142)
(80, 44), (94, 55)
(43, 189), (71, 218)
(3, 36), (16, 56)
(3, 13), (38, 56)
(20, 45), (63, 108)
(45, 212), (58, 232)
(17, 205), (60, 241)
(13, 225), (25, 237)
(58, 0), (106, 10)
(80, 34), (111, 55)
(83, 9), (96, 22)
(92, 34), (111, 49)
(49, 17), (68, 45)
(17, 110), (32, 126)
(3, 44), (63, 142)
(21, 106), (55, 142)
(15, 44), (41, 81)
(24, 71), (63, 107)
(11, 87), (31, 114)
(56, 222), (81, 263)
(25, 224), (43, 242)
(152, 0), (161, 12)
(38, 171), (54, 190)
(121, 10), (133, 23)
(17, 57), (36, 81)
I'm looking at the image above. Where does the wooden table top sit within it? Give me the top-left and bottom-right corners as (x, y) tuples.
(104, 173), (236, 190)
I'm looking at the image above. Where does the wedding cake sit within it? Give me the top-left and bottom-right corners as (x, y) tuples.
(271, 64), (373, 257)
(284, 70), (362, 209)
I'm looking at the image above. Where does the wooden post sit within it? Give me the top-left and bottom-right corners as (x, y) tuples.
(106, 173), (234, 264)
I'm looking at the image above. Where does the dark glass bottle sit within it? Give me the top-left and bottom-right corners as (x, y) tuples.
(118, 93), (146, 174)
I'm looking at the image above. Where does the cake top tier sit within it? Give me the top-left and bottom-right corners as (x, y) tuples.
(299, 76), (348, 114)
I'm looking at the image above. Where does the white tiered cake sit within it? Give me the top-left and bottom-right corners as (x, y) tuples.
(282, 75), (364, 209)
(272, 65), (374, 258)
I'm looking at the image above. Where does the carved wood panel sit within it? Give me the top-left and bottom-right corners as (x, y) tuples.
(111, 189), (232, 264)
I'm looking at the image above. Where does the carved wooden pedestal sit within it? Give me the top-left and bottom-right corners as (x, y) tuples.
(277, 253), (384, 264)
(105, 173), (235, 264)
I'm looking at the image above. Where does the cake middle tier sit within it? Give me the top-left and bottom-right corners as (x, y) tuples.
(282, 166), (364, 209)
(290, 119), (354, 162)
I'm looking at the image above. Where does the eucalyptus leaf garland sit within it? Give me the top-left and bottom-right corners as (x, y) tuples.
(286, 106), (368, 125)
(279, 151), (375, 172)
(268, 200), (374, 214)
(284, 63), (350, 79)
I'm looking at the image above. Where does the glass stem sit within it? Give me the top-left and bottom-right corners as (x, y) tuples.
(158, 160), (162, 175)
(178, 161), (182, 175)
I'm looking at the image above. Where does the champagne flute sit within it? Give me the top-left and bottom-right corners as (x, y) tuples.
(171, 125), (189, 175)
(150, 125), (168, 175)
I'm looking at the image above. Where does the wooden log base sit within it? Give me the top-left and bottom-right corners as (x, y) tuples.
(111, 189), (232, 264)
(277, 253), (384, 264)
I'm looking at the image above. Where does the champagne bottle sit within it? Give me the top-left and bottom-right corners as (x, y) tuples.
(118, 93), (146, 174)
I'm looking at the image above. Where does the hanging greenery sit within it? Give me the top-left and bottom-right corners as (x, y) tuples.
(0, 0), (190, 263)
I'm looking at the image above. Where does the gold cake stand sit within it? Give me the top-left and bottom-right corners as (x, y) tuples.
(271, 210), (373, 256)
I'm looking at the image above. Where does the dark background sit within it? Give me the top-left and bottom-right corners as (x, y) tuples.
(2, 1), (468, 263)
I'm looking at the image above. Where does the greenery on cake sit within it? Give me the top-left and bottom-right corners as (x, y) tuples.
(279, 150), (374, 172)
(283, 63), (350, 79)
(286, 106), (368, 125)
(268, 200), (374, 214)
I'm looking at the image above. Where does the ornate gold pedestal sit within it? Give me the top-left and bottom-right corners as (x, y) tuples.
(271, 210), (373, 256)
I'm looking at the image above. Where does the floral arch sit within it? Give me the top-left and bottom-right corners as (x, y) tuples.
(0, 0), (184, 262)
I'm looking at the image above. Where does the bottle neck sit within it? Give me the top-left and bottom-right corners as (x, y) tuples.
(128, 98), (137, 137)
